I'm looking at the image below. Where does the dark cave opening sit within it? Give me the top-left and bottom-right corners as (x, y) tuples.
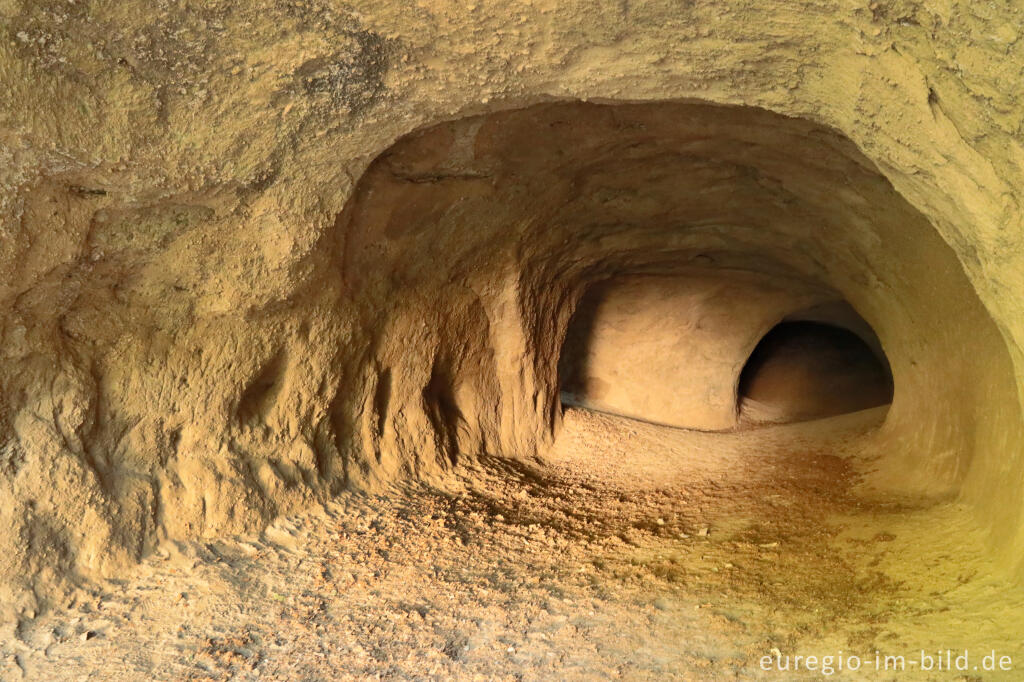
(737, 320), (894, 425)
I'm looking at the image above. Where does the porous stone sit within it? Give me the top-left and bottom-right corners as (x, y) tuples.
(0, 0), (1022, 619)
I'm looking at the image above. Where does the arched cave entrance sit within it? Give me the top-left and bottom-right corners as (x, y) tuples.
(329, 99), (1019, 513)
(737, 320), (894, 425)
(557, 275), (895, 431)
(7, 101), (1024, 674)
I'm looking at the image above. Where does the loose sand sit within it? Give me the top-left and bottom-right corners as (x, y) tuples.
(3, 407), (1021, 680)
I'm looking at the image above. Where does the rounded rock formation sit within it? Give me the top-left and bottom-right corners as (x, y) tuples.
(0, 0), (1022, 622)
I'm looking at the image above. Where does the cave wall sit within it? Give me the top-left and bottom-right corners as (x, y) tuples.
(1, 0), (1024, 617)
(558, 272), (835, 430)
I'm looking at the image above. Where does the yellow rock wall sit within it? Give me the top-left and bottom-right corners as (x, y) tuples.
(1, 0), (1022, 617)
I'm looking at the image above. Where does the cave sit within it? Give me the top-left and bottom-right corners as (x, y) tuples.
(558, 276), (896, 431)
(3, 3), (1024, 678)
(737, 320), (894, 425)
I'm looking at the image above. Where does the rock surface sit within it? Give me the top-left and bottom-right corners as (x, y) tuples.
(3, 408), (1022, 680)
(0, 0), (1023, 619)
(559, 272), (850, 430)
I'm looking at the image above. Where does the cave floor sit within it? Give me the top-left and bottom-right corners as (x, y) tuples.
(3, 408), (1023, 681)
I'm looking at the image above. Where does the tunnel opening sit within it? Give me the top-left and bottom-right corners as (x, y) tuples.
(319, 110), (1024, 670)
(737, 320), (894, 425)
(553, 270), (825, 431)
(557, 272), (896, 431)
(6, 97), (1024, 676)
(326, 100), (1022, 516)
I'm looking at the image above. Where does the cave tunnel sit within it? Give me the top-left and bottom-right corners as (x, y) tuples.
(329, 100), (1017, 499)
(5, 98), (1024, 676)
(736, 319), (894, 425)
(314, 100), (1024, 670)
(558, 277), (895, 430)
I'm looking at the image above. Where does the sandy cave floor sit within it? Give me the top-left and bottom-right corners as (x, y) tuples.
(2, 408), (1023, 681)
